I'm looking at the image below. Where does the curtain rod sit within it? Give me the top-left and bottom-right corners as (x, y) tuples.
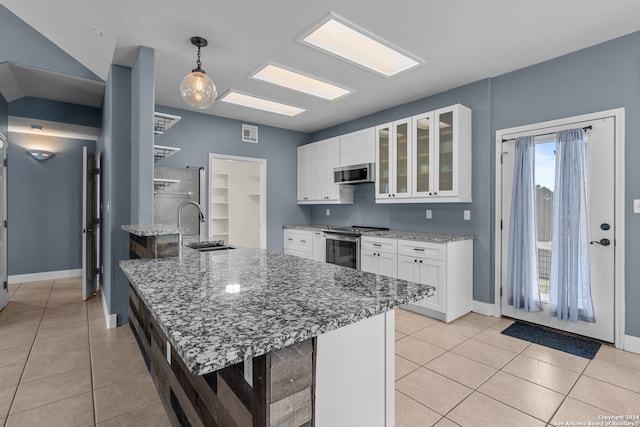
(502, 125), (592, 143)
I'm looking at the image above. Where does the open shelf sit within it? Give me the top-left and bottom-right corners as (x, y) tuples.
(154, 112), (181, 134)
(153, 144), (181, 162)
(153, 178), (180, 192)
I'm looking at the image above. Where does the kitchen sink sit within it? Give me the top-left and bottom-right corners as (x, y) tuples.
(186, 241), (236, 252)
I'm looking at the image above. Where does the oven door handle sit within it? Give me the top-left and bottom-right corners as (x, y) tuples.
(323, 233), (359, 243)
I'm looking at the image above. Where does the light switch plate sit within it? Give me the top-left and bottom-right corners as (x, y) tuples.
(425, 209), (432, 219)
(326, 209), (330, 216)
(634, 199), (640, 213)
(464, 210), (471, 220)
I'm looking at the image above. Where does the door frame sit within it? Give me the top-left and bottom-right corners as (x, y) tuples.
(494, 108), (625, 348)
(208, 153), (267, 249)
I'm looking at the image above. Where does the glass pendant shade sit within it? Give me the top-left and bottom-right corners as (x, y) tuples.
(180, 71), (217, 109)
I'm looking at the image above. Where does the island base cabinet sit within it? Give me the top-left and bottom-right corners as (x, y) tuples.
(315, 311), (395, 427)
(129, 284), (315, 427)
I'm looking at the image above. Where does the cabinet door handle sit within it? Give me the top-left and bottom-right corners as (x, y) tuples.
(419, 260), (423, 263)
(388, 194), (391, 197)
(287, 238), (293, 241)
(373, 244), (382, 247)
(413, 248), (425, 252)
(300, 240), (307, 243)
(414, 259), (417, 263)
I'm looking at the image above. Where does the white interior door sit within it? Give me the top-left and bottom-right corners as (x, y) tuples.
(500, 117), (615, 342)
(0, 135), (8, 311)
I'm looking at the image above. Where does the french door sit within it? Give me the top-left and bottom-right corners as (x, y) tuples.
(500, 116), (616, 342)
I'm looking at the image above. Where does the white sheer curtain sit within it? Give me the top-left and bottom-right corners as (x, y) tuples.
(549, 128), (595, 322)
(507, 136), (542, 312)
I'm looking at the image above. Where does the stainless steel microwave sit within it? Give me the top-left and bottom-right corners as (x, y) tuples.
(333, 163), (375, 184)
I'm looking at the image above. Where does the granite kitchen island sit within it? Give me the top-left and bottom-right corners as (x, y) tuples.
(120, 247), (433, 426)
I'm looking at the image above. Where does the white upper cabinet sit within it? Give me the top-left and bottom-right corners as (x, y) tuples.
(297, 143), (317, 202)
(339, 127), (375, 166)
(297, 138), (353, 205)
(378, 103), (472, 203)
(375, 119), (412, 200)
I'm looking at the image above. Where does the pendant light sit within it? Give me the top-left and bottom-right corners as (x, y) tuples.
(180, 36), (217, 109)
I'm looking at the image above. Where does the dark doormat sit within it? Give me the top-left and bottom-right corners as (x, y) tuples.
(501, 321), (601, 359)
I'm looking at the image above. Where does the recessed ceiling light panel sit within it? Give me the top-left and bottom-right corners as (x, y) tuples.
(219, 91), (306, 117)
(298, 14), (423, 77)
(251, 64), (352, 100)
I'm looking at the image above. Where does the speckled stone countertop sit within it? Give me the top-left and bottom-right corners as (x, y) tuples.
(121, 224), (186, 237)
(283, 224), (330, 232)
(361, 230), (475, 243)
(120, 248), (433, 376)
(284, 224), (474, 243)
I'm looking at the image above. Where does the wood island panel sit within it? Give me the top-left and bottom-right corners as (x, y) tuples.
(129, 284), (314, 426)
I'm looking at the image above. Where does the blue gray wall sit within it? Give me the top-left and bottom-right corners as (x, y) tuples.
(311, 32), (640, 339)
(0, 5), (100, 81)
(98, 65), (132, 325)
(9, 97), (101, 128)
(131, 46), (155, 224)
(7, 132), (95, 275)
(153, 106), (310, 251)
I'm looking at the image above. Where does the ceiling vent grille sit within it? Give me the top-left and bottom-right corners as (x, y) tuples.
(242, 124), (258, 143)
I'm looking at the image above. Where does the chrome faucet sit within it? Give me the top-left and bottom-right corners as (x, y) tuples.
(177, 201), (206, 247)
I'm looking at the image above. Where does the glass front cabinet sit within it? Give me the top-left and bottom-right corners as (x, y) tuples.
(376, 103), (471, 203)
(375, 119), (412, 200)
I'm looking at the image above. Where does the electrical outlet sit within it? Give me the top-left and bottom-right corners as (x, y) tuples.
(425, 209), (432, 219)
(464, 210), (471, 221)
(634, 199), (640, 214)
(326, 209), (330, 216)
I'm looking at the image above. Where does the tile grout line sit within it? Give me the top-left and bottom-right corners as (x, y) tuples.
(3, 281), (54, 425)
(86, 288), (98, 427)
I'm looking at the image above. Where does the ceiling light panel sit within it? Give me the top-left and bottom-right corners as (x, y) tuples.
(252, 64), (351, 100)
(299, 15), (422, 77)
(219, 91), (306, 117)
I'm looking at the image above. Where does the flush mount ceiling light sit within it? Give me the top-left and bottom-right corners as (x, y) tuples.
(219, 91), (306, 117)
(251, 64), (351, 100)
(180, 36), (217, 109)
(26, 150), (54, 161)
(298, 14), (422, 77)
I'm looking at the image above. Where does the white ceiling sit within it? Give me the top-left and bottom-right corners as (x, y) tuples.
(4, 0), (640, 133)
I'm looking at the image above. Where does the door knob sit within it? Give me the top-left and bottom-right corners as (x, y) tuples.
(590, 238), (611, 246)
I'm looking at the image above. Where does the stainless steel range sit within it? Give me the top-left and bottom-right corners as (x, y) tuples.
(324, 226), (389, 270)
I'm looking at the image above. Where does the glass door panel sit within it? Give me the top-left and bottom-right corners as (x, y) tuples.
(396, 122), (408, 193)
(415, 115), (431, 194)
(394, 120), (411, 197)
(438, 111), (454, 192)
(377, 126), (390, 195)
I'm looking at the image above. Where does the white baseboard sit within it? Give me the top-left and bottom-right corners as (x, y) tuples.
(624, 334), (640, 355)
(8, 269), (82, 284)
(101, 288), (117, 329)
(472, 300), (499, 317)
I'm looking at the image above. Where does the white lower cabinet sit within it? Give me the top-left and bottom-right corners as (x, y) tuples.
(360, 237), (398, 278)
(283, 229), (313, 259)
(397, 239), (473, 323)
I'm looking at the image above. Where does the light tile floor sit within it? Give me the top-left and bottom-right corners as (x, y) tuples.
(395, 309), (640, 427)
(0, 278), (170, 427)
(4, 280), (640, 427)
